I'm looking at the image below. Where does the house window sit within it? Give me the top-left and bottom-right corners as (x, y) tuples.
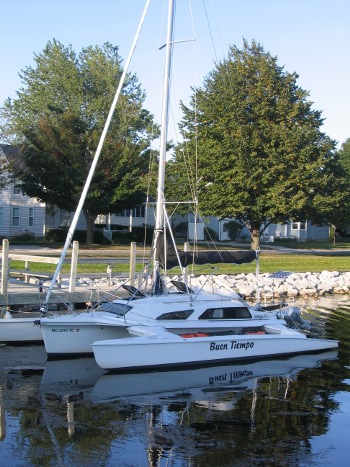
(28, 207), (34, 227)
(115, 206), (146, 218)
(133, 205), (145, 218)
(291, 222), (306, 230)
(0, 207), (3, 227)
(13, 184), (21, 195)
(12, 207), (20, 226)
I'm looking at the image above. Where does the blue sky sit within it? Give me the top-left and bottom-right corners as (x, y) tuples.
(1, 0), (349, 147)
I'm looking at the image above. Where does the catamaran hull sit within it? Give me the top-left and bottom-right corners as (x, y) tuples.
(40, 307), (284, 358)
(92, 328), (339, 372)
(41, 317), (130, 358)
(41, 319), (280, 358)
(0, 317), (42, 343)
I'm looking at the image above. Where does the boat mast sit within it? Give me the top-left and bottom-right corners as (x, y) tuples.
(153, 0), (175, 289)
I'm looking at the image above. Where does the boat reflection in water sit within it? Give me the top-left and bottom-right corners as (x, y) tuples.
(41, 357), (105, 395)
(91, 350), (338, 403)
(39, 350), (338, 404)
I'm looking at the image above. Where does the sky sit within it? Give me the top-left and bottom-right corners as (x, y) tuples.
(1, 0), (349, 148)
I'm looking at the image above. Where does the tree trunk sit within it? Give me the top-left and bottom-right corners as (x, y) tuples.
(84, 210), (96, 245)
(250, 223), (260, 251)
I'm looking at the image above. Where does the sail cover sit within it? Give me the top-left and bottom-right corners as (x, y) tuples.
(155, 232), (257, 270)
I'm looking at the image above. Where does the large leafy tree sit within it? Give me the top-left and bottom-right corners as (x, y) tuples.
(0, 40), (156, 243)
(339, 138), (350, 175)
(0, 145), (11, 189)
(170, 40), (350, 249)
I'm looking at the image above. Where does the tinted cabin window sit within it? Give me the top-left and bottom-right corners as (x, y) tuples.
(199, 307), (251, 319)
(95, 302), (132, 316)
(157, 310), (194, 320)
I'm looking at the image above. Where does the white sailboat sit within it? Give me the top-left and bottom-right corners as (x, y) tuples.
(18, 0), (334, 367)
(90, 0), (338, 370)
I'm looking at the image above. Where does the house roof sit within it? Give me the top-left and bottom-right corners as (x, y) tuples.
(0, 143), (21, 159)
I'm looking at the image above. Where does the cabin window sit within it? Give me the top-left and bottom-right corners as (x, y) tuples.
(28, 207), (34, 227)
(12, 207), (20, 227)
(199, 307), (251, 319)
(157, 309), (194, 320)
(95, 302), (132, 316)
(0, 207), (3, 227)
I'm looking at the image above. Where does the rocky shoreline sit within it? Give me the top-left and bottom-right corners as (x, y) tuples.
(187, 270), (350, 300)
(75, 270), (350, 301)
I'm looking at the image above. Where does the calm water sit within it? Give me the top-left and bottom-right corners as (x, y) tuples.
(1, 297), (350, 467)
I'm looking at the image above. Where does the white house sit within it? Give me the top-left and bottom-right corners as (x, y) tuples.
(200, 216), (331, 243)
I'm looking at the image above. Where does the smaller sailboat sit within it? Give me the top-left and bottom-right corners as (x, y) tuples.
(0, 311), (42, 344)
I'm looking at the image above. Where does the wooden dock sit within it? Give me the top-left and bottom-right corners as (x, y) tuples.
(0, 290), (104, 308)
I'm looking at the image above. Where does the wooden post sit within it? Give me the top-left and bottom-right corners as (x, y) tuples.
(129, 242), (136, 286)
(1, 239), (9, 296)
(24, 259), (30, 283)
(106, 264), (112, 286)
(69, 241), (79, 293)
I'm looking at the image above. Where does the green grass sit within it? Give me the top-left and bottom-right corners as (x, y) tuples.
(10, 253), (350, 276)
(266, 240), (350, 250)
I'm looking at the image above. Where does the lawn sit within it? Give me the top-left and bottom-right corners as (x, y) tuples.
(9, 252), (350, 276)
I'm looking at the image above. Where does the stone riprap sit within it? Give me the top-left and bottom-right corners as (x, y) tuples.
(73, 270), (350, 300)
(187, 271), (350, 300)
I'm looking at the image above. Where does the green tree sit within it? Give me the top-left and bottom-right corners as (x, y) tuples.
(0, 145), (11, 189)
(0, 40), (156, 244)
(339, 138), (350, 175)
(171, 40), (350, 249)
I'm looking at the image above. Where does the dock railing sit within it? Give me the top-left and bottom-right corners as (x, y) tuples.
(1, 239), (80, 295)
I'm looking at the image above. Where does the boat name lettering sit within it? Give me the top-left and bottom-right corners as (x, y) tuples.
(210, 342), (228, 351)
(209, 341), (255, 351)
(51, 328), (76, 333)
(231, 340), (254, 350)
(208, 369), (254, 384)
(209, 373), (227, 384)
(230, 370), (253, 382)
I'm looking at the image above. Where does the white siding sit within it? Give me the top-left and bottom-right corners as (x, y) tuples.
(0, 182), (46, 238)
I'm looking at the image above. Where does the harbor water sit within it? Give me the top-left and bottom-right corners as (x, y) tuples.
(0, 296), (350, 466)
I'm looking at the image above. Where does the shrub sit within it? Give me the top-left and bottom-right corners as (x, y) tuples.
(45, 228), (105, 244)
(223, 220), (243, 240)
(204, 227), (218, 241)
(173, 221), (188, 234)
(11, 230), (36, 241)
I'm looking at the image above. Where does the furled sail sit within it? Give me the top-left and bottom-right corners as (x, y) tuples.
(155, 232), (257, 270)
